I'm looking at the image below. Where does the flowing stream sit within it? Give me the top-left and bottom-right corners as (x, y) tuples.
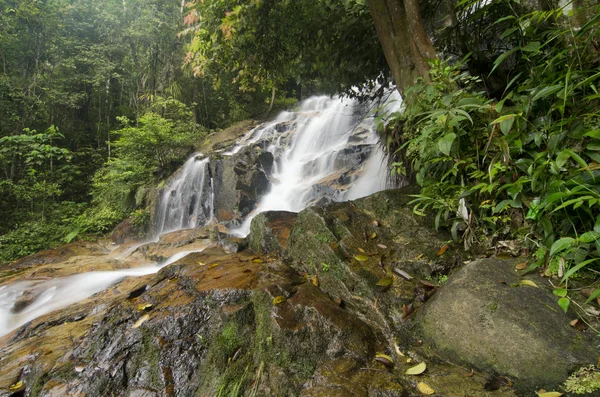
(0, 93), (399, 338)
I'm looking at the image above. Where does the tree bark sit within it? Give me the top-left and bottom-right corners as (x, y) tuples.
(368, 0), (437, 94)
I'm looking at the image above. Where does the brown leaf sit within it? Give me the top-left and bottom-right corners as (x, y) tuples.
(375, 353), (394, 368)
(463, 369), (474, 377)
(243, 269), (252, 273)
(401, 304), (414, 319)
(419, 280), (436, 289)
(437, 244), (449, 256)
(515, 262), (527, 270)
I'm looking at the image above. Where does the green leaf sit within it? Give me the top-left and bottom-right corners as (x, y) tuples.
(405, 362), (427, 375)
(437, 133), (456, 156)
(557, 297), (570, 313)
(584, 288), (600, 305)
(521, 41), (541, 52)
(553, 288), (568, 297)
(549, 238), (575, 257)
(579, 231), (600, 243)
(532, 84), (563, 102)
(562, 258), (598, 281)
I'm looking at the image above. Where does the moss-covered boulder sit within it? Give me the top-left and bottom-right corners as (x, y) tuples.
(248, 210), (297, 254)
(417, 258), (599, 393)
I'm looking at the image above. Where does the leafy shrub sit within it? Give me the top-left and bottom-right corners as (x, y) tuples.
(386, 4), (600, 308)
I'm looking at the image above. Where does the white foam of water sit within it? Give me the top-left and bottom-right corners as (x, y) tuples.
(155, 156), (212, 235)
(0, 247), (206, 337)
(233, 95), (391, 236)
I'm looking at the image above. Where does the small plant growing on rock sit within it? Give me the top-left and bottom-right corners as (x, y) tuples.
(564, 365), (600, 394)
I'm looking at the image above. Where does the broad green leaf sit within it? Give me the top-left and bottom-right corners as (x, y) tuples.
(438, 133), (457, 156)
(579, 231), (600, 243)
(550, 238), (575, 257)
(354, 254), (369, 262)
(521, 41), (541, 52)
(405, 362), (427, 375)
(553, 288), (567, 297)
(532, 84), (563, 102)
(557, 297), (570, 313)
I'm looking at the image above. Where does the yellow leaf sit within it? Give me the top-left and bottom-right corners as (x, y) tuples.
(132, 314), (149, 329)
(197, 261), (205, 266)
(9, 381), (23, 391)
(252, 258), (263, 263)
(137, 303), (152, 311)
(354, 255), (369, 262)
(273, 296), (286, 305)
(310, 275), (319, 287)
(415, 253), (424, 259)
(376, 276), (393, 287)
(405, 362), (427, 375)
(519, 279), (538, 288)
(358, 248), (366, 253)
(537, 392), (562, 397)
(370, 233), (377, 239)
(417, 382), (435, 395)
(208, 263), (219, 269)
(375, 353), (394, 367)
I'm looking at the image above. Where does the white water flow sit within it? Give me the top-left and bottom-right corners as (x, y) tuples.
(234, 95), (393, 236)
(155, 156), (213, 235)
(0, 248), (205, 337)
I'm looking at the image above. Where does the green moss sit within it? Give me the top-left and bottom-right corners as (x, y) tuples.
(315, 232), (333, 243)
(564, 365), (600, 394)
(211, 321), (242, 370)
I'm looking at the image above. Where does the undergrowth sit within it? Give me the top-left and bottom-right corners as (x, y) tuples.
(385, 2), (600, 312)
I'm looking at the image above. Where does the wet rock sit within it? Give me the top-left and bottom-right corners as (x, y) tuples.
(417, 257), (600, 392)
(248, 211), (297, 254)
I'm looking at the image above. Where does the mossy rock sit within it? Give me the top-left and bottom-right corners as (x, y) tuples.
(416, 257), (599, 393)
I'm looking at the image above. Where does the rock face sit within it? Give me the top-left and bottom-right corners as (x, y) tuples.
(417, 258), (600, 392)
(3, 189), (597, 396)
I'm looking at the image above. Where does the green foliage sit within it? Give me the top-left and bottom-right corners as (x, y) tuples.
(564, 365), (600, 394)
(386, 4), (600, 300)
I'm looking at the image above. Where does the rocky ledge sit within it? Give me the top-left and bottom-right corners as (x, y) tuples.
(1, 188), (598, 396)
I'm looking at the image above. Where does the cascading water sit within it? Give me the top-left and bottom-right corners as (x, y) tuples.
(155, 155), (213, 235)
(234, 94), (397, 235)
(0, 93), (399, 338)
(0, 247), (207, 337)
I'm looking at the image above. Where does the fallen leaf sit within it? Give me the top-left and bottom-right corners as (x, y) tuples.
(372, 220), (379, 227)
(376, 276), (393, 287)
(132, 314), (150, 329)
(358, 248), (366, 253)
(415, 253), (424, 260)
(437, 244), (449, 256)
(243, 269), (252, 273)
(370, 232), (377, 239)
(393, 268), (413, 281)
(9, 381), (24, 391)
(273, 296), (286, 305)
(463, 369), (474, 377)
(208, 263), (219, 269)
(375, 353), (394, 368)
(252, 258), (263, 263)
(519, 279), (538, 288)
(515, 262), (527, 270)
(420, 280), (436, 289)
(310, 275), (319, 287)
(377, 244), (388, 249)
(537, 392), (562, 397)
(417, 382), (435, 395)
(137, 303), (152, 311)
(354, 254), (369, 262)
(581, 288), (595, 298)
(405, 362), (426, 375)
(401, 304), (414, 319)
(570, 319), (579, 327)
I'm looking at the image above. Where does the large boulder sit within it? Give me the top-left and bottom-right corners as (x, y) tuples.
(417, 258), (600, 392)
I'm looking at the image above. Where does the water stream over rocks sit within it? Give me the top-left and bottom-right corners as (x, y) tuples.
(0, 94), (397, 339)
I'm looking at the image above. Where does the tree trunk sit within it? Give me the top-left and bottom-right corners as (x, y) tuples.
(368, 0), (437, 94)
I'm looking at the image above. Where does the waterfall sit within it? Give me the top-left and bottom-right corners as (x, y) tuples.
(155, 155), (213, 235)
(0, 93), (399, 338)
